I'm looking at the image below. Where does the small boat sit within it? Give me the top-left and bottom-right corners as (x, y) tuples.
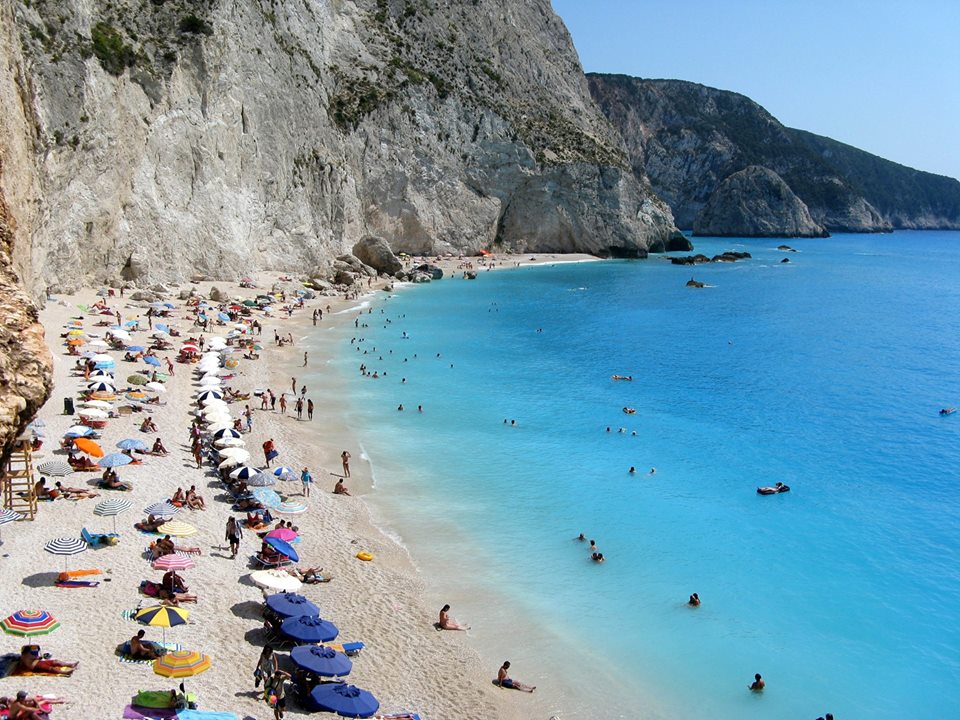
(611, 375), (634, 381)
(940, 407), (956, 416)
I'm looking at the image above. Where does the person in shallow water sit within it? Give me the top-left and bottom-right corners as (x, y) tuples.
(688, 593), (700, 607)
(749, 673), (765, 691)
(591, 552), (605, 563)
(496, 661), (535, 692)
(437, 604), (470, 631)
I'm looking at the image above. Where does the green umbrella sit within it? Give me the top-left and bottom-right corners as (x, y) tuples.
(127, 375), (149, 385)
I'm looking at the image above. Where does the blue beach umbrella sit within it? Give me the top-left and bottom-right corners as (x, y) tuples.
(126, 345), (146, 352)
(199, 390), (225, 403)
(212, 427), (240, 440)
(229, 466), (260, 481)
(99, 453), (133, 468)
(64, 426), (95, 438)
(116, 438), (147, 451)
(247, 472), (277, 487)
(309, 682), (378, 717)
(263, 537), (299, 562)
(291, 645), (352, 677)
(217, 312), (231, 322)
(198, 314), (207, 322)
(144, 356), (162, 367)
(280, 614), (338, 644)
(251, 487), (281, 507)
(124, 320), (139, 328)
(155, 323), (170, 334)
(265, 592), (320, 619)
(271, 466), (297, 480)
(163, 303), (175, 309)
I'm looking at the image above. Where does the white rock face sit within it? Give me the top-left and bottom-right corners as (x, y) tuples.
(2, 0), (677, 293)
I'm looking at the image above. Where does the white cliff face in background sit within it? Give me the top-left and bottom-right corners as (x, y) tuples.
(3, 0), (677, 293)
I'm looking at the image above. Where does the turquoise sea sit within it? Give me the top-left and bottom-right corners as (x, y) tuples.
(313, 232), (960, 719)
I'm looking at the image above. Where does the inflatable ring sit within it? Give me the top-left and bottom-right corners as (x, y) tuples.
(356, 551), (373, 562)
(225, 358), (240, 368)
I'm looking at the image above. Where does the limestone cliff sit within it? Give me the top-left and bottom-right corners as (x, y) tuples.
(0, 0), (676, 294)
(587, 74), (960, 234)
(693, 166), (828, 237)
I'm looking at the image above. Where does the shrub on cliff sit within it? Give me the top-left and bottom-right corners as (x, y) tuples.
(91, 22), (136, 76)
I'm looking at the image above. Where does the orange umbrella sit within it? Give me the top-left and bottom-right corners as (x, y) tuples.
(74, 438), (104, 457)
(67, 338), (86, 346)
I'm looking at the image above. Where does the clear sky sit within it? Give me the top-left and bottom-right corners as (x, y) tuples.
(551, 0), (960, 180)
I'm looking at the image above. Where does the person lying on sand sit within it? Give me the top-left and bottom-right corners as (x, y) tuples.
(437, 604), (470, 631)
(135, 514), (164, 532)
(287, 566), (332, 584)
(17, 645), (77, 675)
(152, 535), (201, 557)
(4, 691), (44, 720)
(53, 482), (98, 500)
(496, 661), (535, 692)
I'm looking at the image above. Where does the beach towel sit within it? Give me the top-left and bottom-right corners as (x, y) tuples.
(176, 712), (238, 720)
(117, 642), (179, 666)
(61, 568), (102, 578)
(10, 666), (75, 677)
(0, 702), (53, 717)
(120, 608), (139, 622)
(55, 580), (100, 588)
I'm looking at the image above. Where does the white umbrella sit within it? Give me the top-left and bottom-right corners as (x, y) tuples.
(218, 457), (241, 470)
(88, 339), (110, 350)
(199, 377), (221, 387)
(250, 569), (302, 593)
(145, 382), (166, 393)
(206, 422), (234, 433)
(79, 400), (113, 410)
(91, 353), (115, 364)
(88, 370), (114, 380)
(78, 408), (108, 419)
(108, 329), (132, 341)
(218, 447), (250, 461)
(201, 399), (228, 410)
(202, 410), (231, 422)
(214, 437), (245, 448)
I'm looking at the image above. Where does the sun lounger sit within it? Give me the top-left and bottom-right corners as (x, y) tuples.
(82, 527), (119, 546)
(252, 553), (291, 568)
(328, 641), (365, 656)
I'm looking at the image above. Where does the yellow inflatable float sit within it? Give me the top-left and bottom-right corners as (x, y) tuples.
(356, 551), (373, 562)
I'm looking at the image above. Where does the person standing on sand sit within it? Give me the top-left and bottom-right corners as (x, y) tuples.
(291, 377), (296, 394)
(278, 395), (287, 415)
(295, 397), (303, 420)
(341, 450), (351, 478)
(300, 468), (312, 497)
(303, 352), (308, 367)
(269, 389), (276, 410)
(307, 399), (314, 420)
(225, 516), (242, 559)
(496, 661), (535, 692)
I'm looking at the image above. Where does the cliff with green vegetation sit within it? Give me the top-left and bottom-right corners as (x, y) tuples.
(587, 73), (960, 235)
(0, 0), (678, 294)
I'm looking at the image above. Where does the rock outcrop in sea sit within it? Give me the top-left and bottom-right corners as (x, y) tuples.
(693, 166), (829, 237)
(586, 74), (960, 234)
(0, 0), (677, 295)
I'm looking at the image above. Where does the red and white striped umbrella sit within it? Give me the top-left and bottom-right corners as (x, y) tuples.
(152, 554), (196, 571)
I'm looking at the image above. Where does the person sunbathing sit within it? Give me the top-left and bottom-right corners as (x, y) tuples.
(150, 437), (169, 455)
(333, 479), (351, 496)
(67, 452), (98, 470)
(129, 629), (161, 660)
(159, 588), (198, 606)
(17, 645), (77, 675)
(4, 691), (44, 720)
(186, 485), (206, 510)
(135, 514), (164, 532)
(53, 482), (98, 500)
(438, 604), (470, 631)
(140, 416), (158, 433)
(162, 569), (189, 595)
(170, 487), (186, 507)
(100, 469), (126, 490)
(235, 497), (264, 512)
(33, 478), (56, 500)
(289, 566), (332, 584)
(151, 535), (202, 557)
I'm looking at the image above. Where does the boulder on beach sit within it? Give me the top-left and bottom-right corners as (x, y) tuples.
(352, 237), (403, 276)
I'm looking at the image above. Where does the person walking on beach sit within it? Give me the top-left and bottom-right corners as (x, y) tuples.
(269, 389), (276, 410)
(300, 467), (312, 498)
(303, 352), (308, 367)
(295, 397), (303, 420)
(225, 516), (242, 559)
(307, 399), (314, 420)
(496, 661), (535, 692)
(266, 669), (291, 720)
(278, 394), (287, 415)
(341, 450), (351, 478)
(291, 377), (296, 394)
(244, 405), (253, 433)
(263, 439), (277, 467)
(253, 646), (278, 692)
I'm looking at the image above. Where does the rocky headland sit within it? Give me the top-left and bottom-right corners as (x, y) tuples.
(587, 73), (960, 235)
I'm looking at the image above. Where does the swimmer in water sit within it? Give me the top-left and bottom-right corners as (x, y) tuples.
(629, 466), (636, 474)
(591, 552), (605, 563)
(748, 673), (765, 692)
(688, 593), (700, 607)
(575, 533), (586, 541)
(649, 467), (656, 475)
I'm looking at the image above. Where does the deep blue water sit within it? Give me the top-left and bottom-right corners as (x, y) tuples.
(323, 232), (960, 719)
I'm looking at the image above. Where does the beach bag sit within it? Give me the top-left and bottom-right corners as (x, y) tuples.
(266, 449), (279, 461)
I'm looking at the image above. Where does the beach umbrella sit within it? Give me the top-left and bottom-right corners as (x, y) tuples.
(78, 408), (108, 419)
(212, 427), (241, 440)
(110, 328), (132, 340)
(264, 527), (297, 542)
(309, 683), (378, 718)
(217, 457), (241, 470)
(144, 355), (162, 367)
(263, 537), (299, 563)
(144, 502), (180, 518)
(182, 342), (200, 351)
(250, 569), (301, 592)
(154, 649), (211, 680)
(87, 339), (109, 350)
(251, 487), (281, 507)
(63, 425), (95, 438)
(229, 466), (260, 481)
(86, 381), (115, 393)
(67, 328), (86, 337)
(123, 320), (139, 328)
(89, 391), (117, 401)
(158, 520), (197, 537)
(198, 392), (225, 404)
(92, 353), (115, 367)
(219, 447), (250, 460)
(145, 382), (166, 393)
(44, 536), (87, 570)
(1, 610), (60, 637)
(274, 500), (308, 515)
(247, 471), (277, 487)
(94, 497), (132, 533)
(36, 461), (73, 477)
(99, 453), (133, 468)
(136, 605), (189, 645)
(0, 508), (23, 542)
(270, 466), (298, 480)
(199, 376), (221, 387)
(79, 400), (113, 410)
(126, 391), (147, 401)
(155, 323), (171, 334)
(73, 438), (104, 457)
(207, 421), (234, 433)
(88, 369), (113, 379)
(214, 437), (245, 449)
(203, 412), (232, 424)
(152, 554), (196, 571)
(265, 592), (320, 619)
(291, 645), (352, 678)
(280, 615), (338, 644)
(117, 438), (147, 451)
(127, 374), (149, 385)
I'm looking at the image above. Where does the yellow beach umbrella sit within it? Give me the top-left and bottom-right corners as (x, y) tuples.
(158, 520), (198, 537)
(153, 649), (211, 679)
(67, 329), (86, 337)
(135, 605), (189, 645)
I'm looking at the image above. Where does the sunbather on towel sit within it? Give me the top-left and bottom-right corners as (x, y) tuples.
(170, 487), (186, 507)
(129, 630), (161, 660)
(288, 566), (332, 584)
(135, 514), (164, 532)
(186, 485), (205, 511)
(53, 482), (98, 500)
(17, 645), (77, 675)
(3, 691), (44, 720)
(152, 535), (201, 557)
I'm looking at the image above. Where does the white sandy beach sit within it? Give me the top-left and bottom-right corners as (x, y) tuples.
(0, 253), (589, 720)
